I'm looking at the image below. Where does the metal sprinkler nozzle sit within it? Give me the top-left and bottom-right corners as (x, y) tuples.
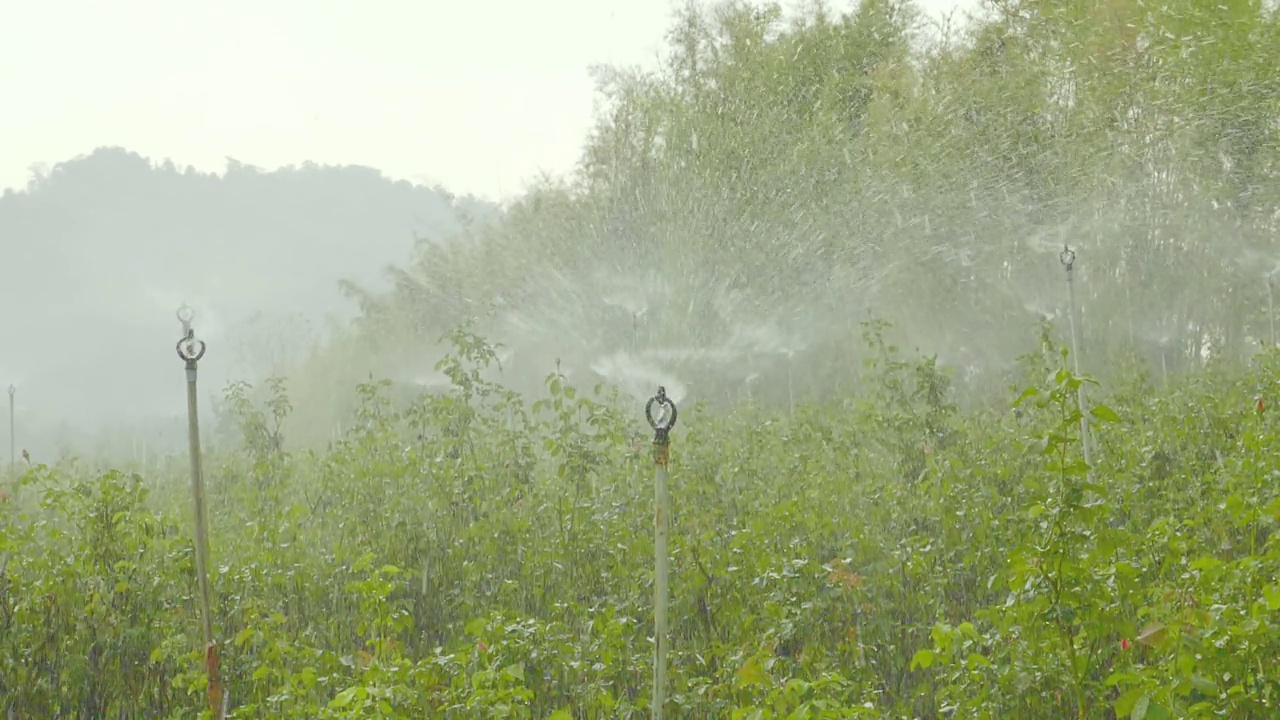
(175, 305), (206, 364)
(1060, 245), (1076, 271)
(645, 386), (678, 445)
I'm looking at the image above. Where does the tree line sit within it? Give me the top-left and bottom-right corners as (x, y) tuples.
(292, 0), (1280, 434)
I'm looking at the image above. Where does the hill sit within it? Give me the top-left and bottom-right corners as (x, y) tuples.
(0, 147), (495, 457)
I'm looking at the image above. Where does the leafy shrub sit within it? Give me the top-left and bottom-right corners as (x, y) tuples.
(2, 327), (1279, 718)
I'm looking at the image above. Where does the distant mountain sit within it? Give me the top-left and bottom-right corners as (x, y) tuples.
(0, 146), (496, 453)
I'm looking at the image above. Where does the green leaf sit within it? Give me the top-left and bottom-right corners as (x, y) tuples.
(1014, 386), (1040, 407)
(1091, 404), (1121, 423)
(464, 618), (487, 637)
(502, 663), (525, 682)
(1063, 459), (1091, 477)
(1131, 693), (1151, 720)
(909, 648), (935, 670)
(1106, 671), (1139, 688)
(736, 656), (771, 687)
(1136, 622), (1168, 648)
(1190, 675), (1219, 695)
(1189, 556), (1222, 572)
(329, 687), (360, 709)
(1114, 687), (1145, 716)
(1264, 584), (1280, 611)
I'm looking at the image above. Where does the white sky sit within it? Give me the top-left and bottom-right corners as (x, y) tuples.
(1, 0), (973, 203)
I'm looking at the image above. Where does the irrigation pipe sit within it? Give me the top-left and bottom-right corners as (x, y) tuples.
(6, 385), (13, 475)
(645, 386), (677, 720)
(176, 305), (224, 718)
(1060, 246), (1093, 479)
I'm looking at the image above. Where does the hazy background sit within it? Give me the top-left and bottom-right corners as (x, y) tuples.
(7, 0), (1274, 463)
(0, 0), (976, 461)
(1, 0), (972, 202)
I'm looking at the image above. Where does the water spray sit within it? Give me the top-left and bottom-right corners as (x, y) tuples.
(175, 305), (224, 718)
(645, 386), (677, 720)
(1060, 246), (1093, 476)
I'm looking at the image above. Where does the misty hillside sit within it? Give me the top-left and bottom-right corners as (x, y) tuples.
(0, 147), (495, 440)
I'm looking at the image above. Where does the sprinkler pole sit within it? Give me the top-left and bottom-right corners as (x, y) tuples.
(1160, 339), (1169, 386)
(175, 306), (223, 718)
(1125, 282), (1136, 348)
(787, 352), (795, 417)
(646, 386), (678, 720)
(1061, 246), (1093, 476)
(1267, 273), (1276, 348)
(6, 385), (13, 475)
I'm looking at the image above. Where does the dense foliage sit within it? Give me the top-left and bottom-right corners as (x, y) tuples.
(3, 324), (1280, 718)
(4, 0), (1280, 717)
(284, 0), (1280, 439)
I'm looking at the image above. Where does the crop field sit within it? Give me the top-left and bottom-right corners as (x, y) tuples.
(4, 0), (1280, 716)
(2, 326), (1278, 719)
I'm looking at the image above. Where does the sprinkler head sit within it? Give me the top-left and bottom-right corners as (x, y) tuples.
(1059, 245), (1076, 269)
(646, 385), (678, 439)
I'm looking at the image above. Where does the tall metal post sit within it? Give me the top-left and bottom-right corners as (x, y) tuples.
(1061, 246), (1093, 475)
(1160, 339), (1169, 386)
(1125, 282), (1136, 348)
(786, 351), (795, 417)
(646, 387), (677, 720)
(176, 306), (222, 717)
(6, 385), (13, 475)
(1267, 273), (1276, 348)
